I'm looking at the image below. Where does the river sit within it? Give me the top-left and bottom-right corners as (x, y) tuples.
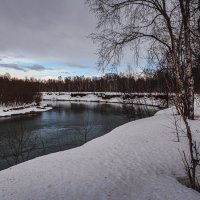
(0, 102), (158, 170)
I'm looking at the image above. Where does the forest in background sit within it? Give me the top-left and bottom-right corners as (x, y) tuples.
(0, 67), (200, 105)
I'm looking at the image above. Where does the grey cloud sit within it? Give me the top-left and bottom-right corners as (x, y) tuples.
(0, 63), (26, 72)
(65, 62), (92, 69)
(61, 71), (70, 74)
(0, 0), (97, 63)
(0, 63), (52, 72)
(27, 64), (51, 71)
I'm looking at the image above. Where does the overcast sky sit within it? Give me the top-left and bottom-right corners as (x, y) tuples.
(0, 0), (143, 79)
(0, 0), (103, 79)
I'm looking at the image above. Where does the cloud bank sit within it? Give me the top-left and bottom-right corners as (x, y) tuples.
(0, 0), (98, 77)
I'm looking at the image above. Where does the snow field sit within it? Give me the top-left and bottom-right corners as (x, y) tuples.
(0, 107), (199, 199)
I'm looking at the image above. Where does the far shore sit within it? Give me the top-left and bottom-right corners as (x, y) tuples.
(0, 104), (52, 118)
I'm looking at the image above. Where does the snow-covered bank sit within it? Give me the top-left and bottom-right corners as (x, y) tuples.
(0, 108), (200, 200)
(0, 104), (52, 117)
(42, 92), (167, 107)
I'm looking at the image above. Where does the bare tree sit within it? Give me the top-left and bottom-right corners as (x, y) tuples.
(86, 0), (200, 120)
(0, 123), (39, 167)
(86, 0), (200, 190)
(75, 111), (95, 143)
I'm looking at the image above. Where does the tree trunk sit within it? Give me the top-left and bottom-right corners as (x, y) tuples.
(186, 65), (194, 119)
(179, 0), (195, 119)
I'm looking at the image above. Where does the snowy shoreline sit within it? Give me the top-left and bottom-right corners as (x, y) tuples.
(0, 107), (199, 200)
(0, 92), (170, 118)
(0, 104), (52, 118)
(42, 92), (168, 108)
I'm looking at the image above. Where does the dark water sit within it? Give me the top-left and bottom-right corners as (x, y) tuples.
(0, 102), (158, 170)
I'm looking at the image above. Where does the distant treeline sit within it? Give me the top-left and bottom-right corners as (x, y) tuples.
(35, 68), (200, 93)
(0, 68), (200, 105)
(37, 73), (171, 93)
(0, 75), (41, 106)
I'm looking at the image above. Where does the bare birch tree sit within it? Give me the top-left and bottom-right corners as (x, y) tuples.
(86, 0), (200, 189)
(86, 0), (199, 120)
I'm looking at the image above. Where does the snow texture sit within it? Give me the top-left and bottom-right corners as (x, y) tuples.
(0, 107), (200, 200)
(0, 104), (52, 117)
(42, 92), (164, 107)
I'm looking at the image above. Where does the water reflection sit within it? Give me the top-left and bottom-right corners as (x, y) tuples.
(0, 102), (158, 170)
